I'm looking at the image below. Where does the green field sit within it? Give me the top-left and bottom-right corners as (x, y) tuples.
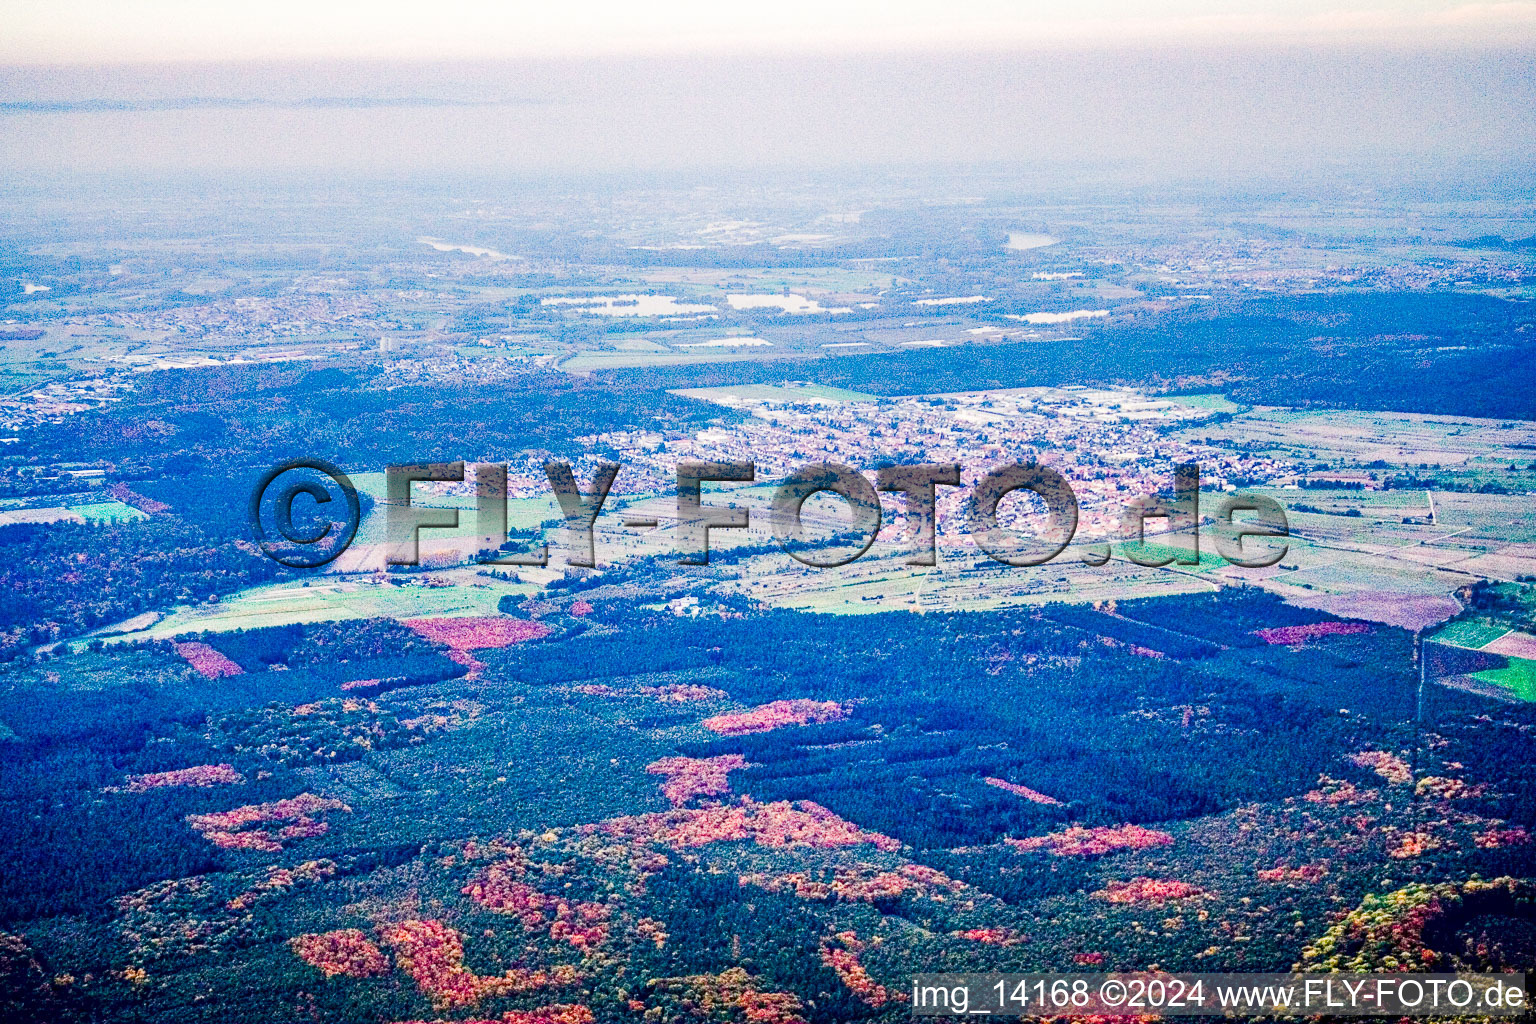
(1163, 392), (1246, 414)
(0, 496), (146, 524)
(737, 540), (1218, 616)
(71, 500), (147, 524)
(1115, 539), (1228, 570)
(1473, 656), (1536, 702)
(1431, 618), (1512, 649)
(115, 571), (538, 642)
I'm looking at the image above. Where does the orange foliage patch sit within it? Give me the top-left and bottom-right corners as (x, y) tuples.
(636, 918), (668, 949)
(1348, 750), (1412, 784)
(460, 862), (611, 950)
(290, 929), (392, 977)
(226, 859), (337, 910)
(642, 683), (728, 702)
(1305, 775), (1377, 805)
(402, 616), (551, 680)
(1257, 862), (1329, 883)
(646, 755), (749, 806)
(1388, 831), (1443, 859)
(953, 927), (1025, 945)
(819, 932), (898, 1008)
(1254, 621), (1370, 644)
(500, 1008), (594, 1024)
(984, 777), (1062, 805)
(740, 862), (961, 903)
(644, 968), (806, 1024)
(184, 792), (349, 852)
(340, 677), (384, 691)
(378, 919), (575, 1007)
(175, 641), (243, 679)
(390, 1005), (594, 1024)
(702, 699), (848, 736)
(403, 616), (552, 650)
(1415, 776), (1486, 800)
(1473, 827), (1530, 849)
(1006, 824), (1173, 858)
(121, 763), (244, 792)
(1095, 878), (1206, 904)
(591, 798), (901, 852)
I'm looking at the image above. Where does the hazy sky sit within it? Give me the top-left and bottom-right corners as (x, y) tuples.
(0, 2), (1532, 181)
(3, 0), (1535, 62)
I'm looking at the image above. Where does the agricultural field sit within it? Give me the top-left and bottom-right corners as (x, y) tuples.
(672, 382), (882, 406)
(120, 572), (539, 642)
(1473, 658), (1536, 702)
(562, 349), (800, 372)
(71, 499), (149, 524)
(1170, 406), (1536, 491)
(0, 495), (147, 526)
(1427, 586), (1536, 703)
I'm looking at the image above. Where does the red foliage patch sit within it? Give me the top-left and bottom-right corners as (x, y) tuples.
(402, 616), (552, 650)
(1348, 750), (1412, 784)
(402, 617), (550, 680)
(389, 1008), (593, 1024)
(642, 683), (728, 702)
(1257, 862), (1330, 883)
(175, 641), (243, 679)
(501, 1008), (594, 1024)
(953, 927), (1026, 945)
(290, 929), (392, 977)
(378, 919), (574, 1007)
(984, 777), (1062, 805)
(1253, 621), (1370, 645)
(1473, 827), (1530, 849)
(184, 792), (349, 852)
(1006, 824), (1173, 858)
(121, 763), (244, 793)
(461, 863), (611, 950)
(702, 699), (848, 736)
(646, 755), (749, 806)
(569, 600), (593, 617)
(1305, 775), (1378, 805)
(591, 798), (901, 852)
(1095, 877), (1206, 904)
(741, 863), (960, 904)
(819, 932), (899, 1008)
(340, 677), (384, 691)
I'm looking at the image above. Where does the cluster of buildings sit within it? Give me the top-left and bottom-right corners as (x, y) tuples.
(0, 374), (133, 432)
(1120, 237), (1534, 294)
(472, 384), (1299, 543)
(79, 292), (412, 344)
